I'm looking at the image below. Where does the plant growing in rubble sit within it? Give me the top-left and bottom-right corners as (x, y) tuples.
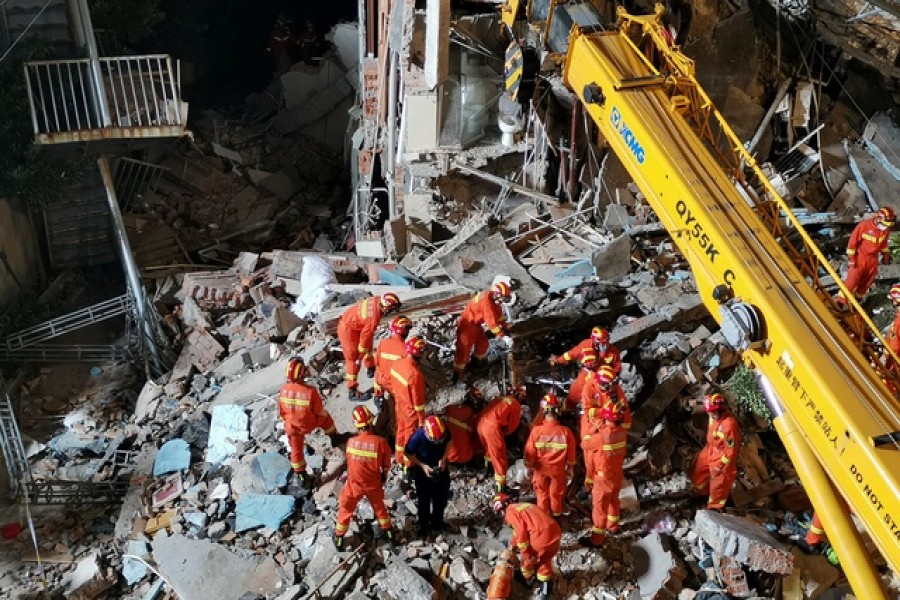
(726, 364), (772, 426)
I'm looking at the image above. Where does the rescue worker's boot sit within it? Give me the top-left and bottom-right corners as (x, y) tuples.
(334, 533), (346, 550)
(537, 579), (553, 600)
(578, 533), (604, 548)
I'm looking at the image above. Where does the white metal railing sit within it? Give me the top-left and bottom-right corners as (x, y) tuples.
(23, 54), (185, 137)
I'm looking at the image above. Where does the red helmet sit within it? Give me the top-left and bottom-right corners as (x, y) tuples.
(890, 283), (900, 305)
(390, 316), (413, 337)
(704, 392), (726, 413)
(465, 387), (485, 405)
(405, 336), (426, 358)
(511, 383), (527, 401)
(492, 492), (511, 513)
(580, 350), (598, 370)
(380, 292), (402, 312)
(540, 393), (561, 413)
(597, 365), (617, 387)
(876, 207), (896, 228)
(423, 415), (447, 441)
(591, 327), (610, 349)
(491, 281), (512, 302)
(286, 358), (306, 383)
(352, 405), (375, 429)
(600, 401), (626, 423)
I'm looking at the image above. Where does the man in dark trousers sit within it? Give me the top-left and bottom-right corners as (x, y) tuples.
(404, 416), (452, 538)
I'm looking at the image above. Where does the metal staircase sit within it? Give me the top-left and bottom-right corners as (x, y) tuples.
(3, 294), (132, 351)
(0, 375), (31, 498)
(44, 169), (117, 270)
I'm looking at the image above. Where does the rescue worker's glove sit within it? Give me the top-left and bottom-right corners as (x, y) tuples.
(366, 366), (376, 378)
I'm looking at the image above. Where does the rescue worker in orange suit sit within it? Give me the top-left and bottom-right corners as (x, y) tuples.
(493, 494), (560, 600)
(580, 401), (628, 548)
(337, 292), (402, 400)
(691, 392), (741, 510)
(531, 351), (598, 428)
(838, 206), (894, 304)
(445, 387), (484, 465)
(487, 549), (515, 600)
(277, 358), (337, 483)
(524, 394), (576, 517)
(404, 416), (452, 537)
(477, 384), (525, 492)
(883, 283), (900, 372)
(454, 281), (513, 385)
(387, 336), (428, 468)
(581, 365), (631, 490)
(549, 327), (621, 411)
(335, 406), (393, 549)
(373, 315), (412, 398)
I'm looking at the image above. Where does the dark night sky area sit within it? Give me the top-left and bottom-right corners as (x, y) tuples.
(151, 0), (358, 109)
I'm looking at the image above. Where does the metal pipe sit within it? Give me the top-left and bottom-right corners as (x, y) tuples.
(386, 50), (398, 219)
(745, 79), (790, 155)
(756, 372), (887, 599)
(98, 158), (159, 379)
(76, 0), (110, 126)
(568, 100), (579, 202)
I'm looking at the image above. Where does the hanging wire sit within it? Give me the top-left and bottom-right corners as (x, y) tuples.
(0, 0), (53, 64)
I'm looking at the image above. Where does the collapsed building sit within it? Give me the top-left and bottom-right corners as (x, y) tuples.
(0, 0), (899, 598)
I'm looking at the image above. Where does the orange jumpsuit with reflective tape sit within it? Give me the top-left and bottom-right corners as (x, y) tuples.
(505, 503), (561, 583)
(580, 379), (630, 486)
(806, 511), (825, 545)
(477, 396), (522, 488)
(842, 218), (890, 300)
(691, 409), (741, 510)
(454, 291), (506, 376)
(277, 381), (335, 473)
(525, 418), (576, 516)
(335, 431), (392, 537)
(386, 355), (426, 466)
(589, 420), (628, 543)
(374, 334), (406, 394)
(553, 339), (622, 410)
(486, 554), (514, 599)
(445, 403), (481, 464)
(337, 296), (384, 389)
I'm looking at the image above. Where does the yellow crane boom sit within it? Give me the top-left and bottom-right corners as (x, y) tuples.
(562, 8), (900, 597)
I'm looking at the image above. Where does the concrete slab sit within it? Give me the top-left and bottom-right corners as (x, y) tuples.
(66, 551), (116, 600)
(631, 532), (686, 599)
(694, 510), (793, 574)
(253, 452), (292, 492)
(593, 233), (633, 281)
(207, 405), (249, 464)
(370, 559), (435, 599)
(153, 439), (191, 476)
(152, 534), (279, 600)
(235, 494), (296, 532)
(213, 359), (289, 406)
(304, 535), (365, 598)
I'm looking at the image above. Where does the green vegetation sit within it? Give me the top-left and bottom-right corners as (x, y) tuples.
(725, 363), (772, 426)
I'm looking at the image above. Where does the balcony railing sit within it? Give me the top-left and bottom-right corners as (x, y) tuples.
(24, 54), (189, 144)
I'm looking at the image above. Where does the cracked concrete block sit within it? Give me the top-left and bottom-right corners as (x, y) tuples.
(631, 532), (687, 599)
(207, 405), (249, 464)
(235, 494), (295, 532)
(370, 560), (435, 600)
(694, 510), (793, 575)
(66, 552), (116, 600)
(154, 439), (191, 476)
(304, 535), (365, 598)
(593, 233), (633, 281)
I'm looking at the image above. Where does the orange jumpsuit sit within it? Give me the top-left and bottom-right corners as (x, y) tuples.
(445, 403), (482, 464)
(454, 291), (506, 376)
(553, 340), (622, 410)
(335, 431), (392, 538)
(505, 503), (561, 583)
(580, 379), (630, 486)
(477, 396), (522, 489)
(337, 296), (384, 390)
(691, 409), (741, 510)
(524, 418), (576, 516)
(277, 381), (335, 473)
(589, 420), (628, 543)
(386, 355), (426, 466)
(841, 218), (890, 300)
(486, 554), (514, 599)
(374, 334), (406, 395)
(806, 512), (825, 545)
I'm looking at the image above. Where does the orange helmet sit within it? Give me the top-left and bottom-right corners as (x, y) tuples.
(491, 281), (512, 302)
(591, 327), (610, 349)
(286, 358), (306, 383)
(580, 350), (598, 370)
(380, 292), (402, 312)
(704, 392), (726, 413)
(492, 492), (511, 513)
(511, 383), (527, 401)
(423, 415), (447, 441)
(352, 405), (375, 429)
(890, 283), (900, 305)
(390, 315), (412, 337)
(540, 393), (561, 413)
(600, 401), (626, 423)
(877, 207), (896, 228)
(597, 365), (617, 387)
(405, 336), (426, 358)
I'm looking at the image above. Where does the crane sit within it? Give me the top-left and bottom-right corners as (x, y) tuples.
(555, 6), (900, 597)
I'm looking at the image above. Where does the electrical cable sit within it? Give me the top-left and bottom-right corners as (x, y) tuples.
(0, 0), (53, 64)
